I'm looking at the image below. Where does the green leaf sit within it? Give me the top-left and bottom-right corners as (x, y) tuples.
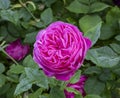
(106, 6), (120, 24)
(112, 64), (120, 76)
(75, 94), (83, 98)
(14, 78), (32, 95)
(0, 74), (6, 87)
(23, 55), (38, 68)
(0, 63), (5, 74)
(0, 26), (8, 42)
(50, 86), (65, 98)
(29, 88), (43, 98)
(0, 10), (19, 24)
(79, 15), (101, 32)
(86, 46), (120, 68)
(0, 83), (10, 95)
(84, 66), (101, 75)
(7, 23), (20, 37)
(101, 89), (112, 98)
(110, 43), (120, 54)
(6, 73), (19, 83)
(41, 8), (53, 26)
(69, 70), (81, 84)
(6, 85), (16, 98)
(24, 31), (38, 44)
(84, 94), (101, 98)
(43, 0), (57, 7)
(99, 24), (115, 40)
(39, 94), (50, 98)
(84, 77), (105, 95)
(32, 21), (45, 28)
(115, 35), (120, 41)
(77, 0), (90, 4)
(99, 69), (114, 82)
(90, 2), (109, 13)
(79, 15), (102, 45)
(9, 64), (24, 74)
(0, 37), (4, 41)
(65, 87), (80, 95)
(25, 68), (49, 89)
(66, 0), (89, 14)
(0, 0), (10, 9)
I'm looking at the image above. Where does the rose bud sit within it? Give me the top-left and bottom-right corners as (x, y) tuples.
(5, 39), (30, 61)
(113, 0), (120, 6)
(64, 75), (87, 98)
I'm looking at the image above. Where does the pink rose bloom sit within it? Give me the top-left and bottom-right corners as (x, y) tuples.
(33, 21), (91, 81)
(64, 75), (87, 98)
(5, 39), (30, 61)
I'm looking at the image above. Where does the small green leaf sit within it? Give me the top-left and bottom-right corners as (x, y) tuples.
(100, 24), (115, 40)
(50, 86), (65, 98)
(0, 63), (5, 74)
(77, 0), (90, 4)
(79, 15), (101, 32)
(39, 94), (50, 98)
(84, 77), (105, 95)
(84, 66), (101, 75)
(24, 31), (38, 44)
(6, 85), (16, 98)
(69, 70), (81, 84)
(0, 10), (19, 24)
(41, 8), (53, 26)
(84, 94), (101, 98)
(65, 87), (80, 95)
(32, 21), (45, 28)
(90, 2), (109, 13)
(99, 69), (114, 82)
(23, 55), (38, 68)
(0, 83), (10, 95)
(79, 15), (102, 45)
(110, 43), (120, 54)
(0, 0), (10, 9)
(29, 88), (43, 98)
(0, 74), (6, 87)
(66, 0), (89, 14)
(75, 94), (83, 98)
(115, 35), (120, 41)
(112, 64), (120, 76)
(44, 0), (57, 7)
(25, 68), (49, 89)
(11, 4), (22, 9)
(14, 78), (32, 95)
(106, 6), (120, 24)
(9, 64), (24, 74)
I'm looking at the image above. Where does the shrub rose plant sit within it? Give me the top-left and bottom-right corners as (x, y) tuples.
(0, 0), (120, 98)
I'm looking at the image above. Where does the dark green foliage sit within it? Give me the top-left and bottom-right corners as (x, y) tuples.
(0, 0), (120, 98)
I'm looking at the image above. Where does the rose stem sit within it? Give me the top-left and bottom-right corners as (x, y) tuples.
(0, 42), (19, 65)
(19, 0), (39, 22)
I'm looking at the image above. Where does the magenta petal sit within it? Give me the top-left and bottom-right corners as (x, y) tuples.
(84, 37), (92, 49)
(55, 71), (74, 81)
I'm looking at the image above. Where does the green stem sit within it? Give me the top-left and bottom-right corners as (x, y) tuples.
(19, 0), (39, 22)
(0, 46), (19, 65)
